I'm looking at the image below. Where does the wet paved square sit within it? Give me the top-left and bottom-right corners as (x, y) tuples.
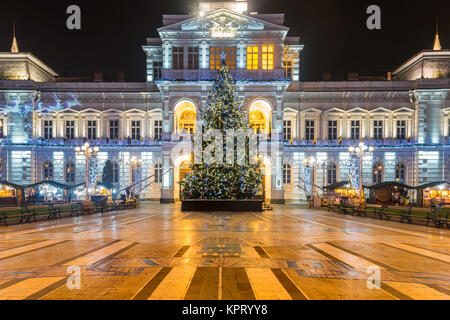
(0, 203), (449, 300)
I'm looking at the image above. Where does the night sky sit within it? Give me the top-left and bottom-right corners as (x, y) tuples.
(1, 0), (449, 81)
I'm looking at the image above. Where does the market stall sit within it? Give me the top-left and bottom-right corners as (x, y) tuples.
(415, 181), (450, 207)
(0, 181), (24, 206)
(24, 181), (71, 204)
(72, 182), (112, 203)
(323, 181), (361, 206)
(367, 182), (413, 206)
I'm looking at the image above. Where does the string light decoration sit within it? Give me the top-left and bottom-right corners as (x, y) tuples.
(179, 60), (262, 200)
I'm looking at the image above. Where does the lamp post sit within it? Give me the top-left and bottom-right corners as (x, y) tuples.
(75, 143), (99, 201)
(127, 156), (142, 199)
(348, 142), (374, 199)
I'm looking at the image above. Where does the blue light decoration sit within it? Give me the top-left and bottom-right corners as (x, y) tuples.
(88, 156), (100, 188)
(135, 165), (143, 193)
(348, 155), (360, 191)
(303, 165), (313, 196)
(36, 93), (81, 113)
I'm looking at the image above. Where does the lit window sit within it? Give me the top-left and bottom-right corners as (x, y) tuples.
(283, 164), (291, 184)
(283, 120), (292, 141)
(247, 46), (259, 70)
(305, 120), (314, 141)
(179, 110), (196, 134)
(155, 163), (163, 183)
(328, 120), (337, 141)
(396, 120), (406, 140)
(131, 121), (141, 140)
(249, 110), (266, 134)
(373, 163), (384, 184)
(210, 47), (221, 70)
(154, 120), (162, 140)
(327, 163), (337, 184)
(43, 120), (53, 140)
(110, 120), (119, 140)
(224, 47), (236, 70)
(43, 161), (53, 180)
(283, 60), (293, 79)
(65, 120), (75, 140)
(112, 162), (119, 184)
(65, 162), (75, 183)
(351, 120), (360, 140)
(262, 45), (274, 70)
(373, 120), (383, 140)
(87, 120), (97, 140)
(395, 163), (406, 183)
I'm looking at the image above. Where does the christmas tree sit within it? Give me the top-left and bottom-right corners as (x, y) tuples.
(179, 60), (263, 200)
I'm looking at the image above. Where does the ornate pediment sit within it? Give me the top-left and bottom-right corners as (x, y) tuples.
(159, 9), (288, 37)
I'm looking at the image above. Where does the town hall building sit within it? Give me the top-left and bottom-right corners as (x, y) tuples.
(1, 0), (450, 203)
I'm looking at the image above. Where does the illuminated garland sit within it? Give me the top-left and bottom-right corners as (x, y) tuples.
(303, 165), (313, 196)
(348, 155), (360, 190)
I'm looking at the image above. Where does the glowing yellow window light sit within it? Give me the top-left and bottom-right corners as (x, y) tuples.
(262, 45), (274, 70)
(247, 46), (259, 70)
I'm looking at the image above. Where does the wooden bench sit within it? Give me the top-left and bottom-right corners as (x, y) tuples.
(372, 205), (389, 220)
(47, 204), (62, 220)
(0, 207), (22, 226)
(338, 205), (354, 215)
(400, 205), (413, 223)
(15, 206), (37, 224)
(70, 203), (83, 217)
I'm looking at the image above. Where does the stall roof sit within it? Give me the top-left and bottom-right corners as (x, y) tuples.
(367, 181), (413, 190)
(323, 181), (350, 190)
(0, 181), (25, 189)
(414, 181), (449, 190)
(25, 180), (72, 190)
(72, 182), (113, 189)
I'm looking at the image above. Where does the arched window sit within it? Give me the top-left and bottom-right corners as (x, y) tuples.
(175, 101), (197, 134)
(373, 163), (384, 184)
(249, 100), (272, 135)
(283, 164), (291, 184)
(395, 163), (406, 183)
(65, 162), (75, 183)
(43, 161), (53, 180)
(327, 163), (337, 185)
(154, 163), (163, 183)
(112, 162), (119, 184)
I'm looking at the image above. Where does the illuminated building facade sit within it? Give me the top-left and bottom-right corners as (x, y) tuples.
(1, 0), (450, 203)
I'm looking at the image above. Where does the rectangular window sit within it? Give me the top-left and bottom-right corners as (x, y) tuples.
(210, 47), (221, 70)
(374, 120), (383, 140)
(247, 46), (259, 70)
(328, 120), (337, 141)
(87, 120), (96, 140)
(172, 47), (184, 70)
(43, 120), (53, 140)
(154, 120), (162, 140)
(153, 61), (162, 80)
(131, 121), (141, 140)
(65, 120), (75, 140)
(262, 45), (274, 70)
(188, 47), (199, 70)
(448, 118), (450, 137)
(351, 120), (360, 140)
(396, 120), (406, 140)
(109, 120), (119, 139)
(305, 120), (315, 141)
(224, 47), (236, 70)
(283, 120), (292, 141)
(283, 60), (293, 79)
(0, 119), (3, 138)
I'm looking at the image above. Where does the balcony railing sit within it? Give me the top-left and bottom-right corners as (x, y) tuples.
(161, 69), (287, 81)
